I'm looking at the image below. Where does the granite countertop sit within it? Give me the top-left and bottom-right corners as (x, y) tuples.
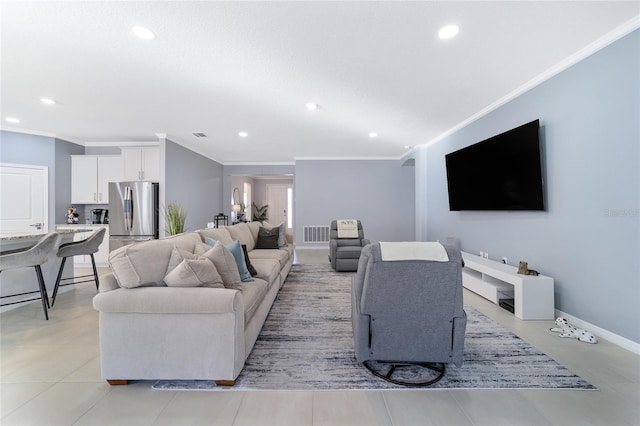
(0, 228), (97, 242)
(56, 223), (109, 228)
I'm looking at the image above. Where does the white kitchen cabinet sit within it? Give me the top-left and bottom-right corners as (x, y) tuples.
(71, 156), (123, 204)
(71, 156), (98, 204)
(98, 156), (124, 202)
(122, 147), (160, 181)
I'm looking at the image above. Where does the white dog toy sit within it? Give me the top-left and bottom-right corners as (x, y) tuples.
(550, 317), (597, 344)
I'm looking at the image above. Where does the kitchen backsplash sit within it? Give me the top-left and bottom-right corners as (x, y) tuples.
(67, 204), (108, 223)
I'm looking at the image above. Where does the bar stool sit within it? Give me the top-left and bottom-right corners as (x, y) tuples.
(51, 228), (106, 307)
(0, 233), (61, 320)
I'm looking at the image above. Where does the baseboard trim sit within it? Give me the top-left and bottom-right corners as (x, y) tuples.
(555, 309), (640, 355)
(295, 245), (329, 250)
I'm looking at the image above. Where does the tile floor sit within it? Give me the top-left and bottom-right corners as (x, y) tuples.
(1, 248), (638, 425)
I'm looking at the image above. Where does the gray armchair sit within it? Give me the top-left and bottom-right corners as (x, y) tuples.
(351, 242), (466, 386)
(329, 220), (370, 272)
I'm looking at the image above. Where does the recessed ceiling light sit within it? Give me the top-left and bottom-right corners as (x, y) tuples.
(5, 117), (20, 124)
(305, 102), (319, 110)
(404, 145), (412, 149)
(368, 132), (378, 138)
(132, 26), (155, 40)
(40, 97), (56, 105)
(438, 24), (459, 40)
(238, 131), (249, 138)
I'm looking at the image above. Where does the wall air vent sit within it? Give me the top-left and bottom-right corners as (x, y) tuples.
(303, 226), (330, 243)
(192, 132), (207, 138)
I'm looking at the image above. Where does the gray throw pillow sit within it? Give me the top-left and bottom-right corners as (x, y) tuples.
(256, 226), (280, 249)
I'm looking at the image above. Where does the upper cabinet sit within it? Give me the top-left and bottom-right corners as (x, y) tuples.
(122, 147), (160, 181)
(71, 155), (123, 204)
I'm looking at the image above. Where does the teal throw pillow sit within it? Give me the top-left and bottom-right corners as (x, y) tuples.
(226, 240), (254, 282)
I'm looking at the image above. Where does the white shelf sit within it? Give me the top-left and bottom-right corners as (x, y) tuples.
(461, 252), (555, 320)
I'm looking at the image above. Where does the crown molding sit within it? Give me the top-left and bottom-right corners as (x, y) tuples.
(421, 15), (640, 150)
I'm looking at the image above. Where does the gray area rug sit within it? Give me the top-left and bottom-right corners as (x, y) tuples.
(154, 264), (595, 391)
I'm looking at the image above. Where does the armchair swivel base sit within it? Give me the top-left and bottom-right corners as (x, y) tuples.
(352, 242), (467, 387)
(363, 360), (445, 387)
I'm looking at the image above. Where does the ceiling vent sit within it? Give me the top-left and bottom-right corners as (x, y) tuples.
(192, 132), (207, 138)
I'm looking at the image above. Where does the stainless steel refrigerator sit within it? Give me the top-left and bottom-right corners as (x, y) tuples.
(109, 181), (159, 252)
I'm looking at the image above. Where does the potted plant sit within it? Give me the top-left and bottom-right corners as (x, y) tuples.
(164, 202), (187, 235)
(252, 202), (268, 222)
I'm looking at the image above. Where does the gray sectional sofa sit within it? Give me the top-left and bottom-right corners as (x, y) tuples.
(92, 221), (293, 386)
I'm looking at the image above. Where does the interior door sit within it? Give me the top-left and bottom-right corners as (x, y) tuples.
(266, 183), (293, 241)
(0, 164), (48, 234)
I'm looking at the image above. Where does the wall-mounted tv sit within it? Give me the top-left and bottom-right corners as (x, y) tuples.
(445, 119), (545, 211)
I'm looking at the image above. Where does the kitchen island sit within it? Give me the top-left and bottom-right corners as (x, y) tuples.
(0, 228), (97, 314)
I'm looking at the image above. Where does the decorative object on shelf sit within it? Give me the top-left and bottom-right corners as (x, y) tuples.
(65, 206), (79, 224)
(517, 261), (539, 276)
(213, 213), (228, 228)
(252, 202), (268, 222)
(231, 187), (247, 222)
(163, 202), (186, 235)
(550, 317), (598, 344)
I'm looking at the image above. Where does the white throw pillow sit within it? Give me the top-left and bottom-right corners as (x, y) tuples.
(163, 259), (224, 288)
(196, 241), (242, 289)
(165, 246), (196, 277)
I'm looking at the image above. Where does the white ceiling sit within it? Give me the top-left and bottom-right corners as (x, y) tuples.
(1, 1), (638, 163)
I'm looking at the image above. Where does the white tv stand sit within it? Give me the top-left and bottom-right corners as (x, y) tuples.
(461, 252), (554, 320)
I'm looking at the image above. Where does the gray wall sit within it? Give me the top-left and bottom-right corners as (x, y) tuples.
(416, 30), (639, 343)
(0, 130), (84, 229)
(295, 159), (415, 246)
(163, 139), (224, 234)
(54, 138), (86, 223)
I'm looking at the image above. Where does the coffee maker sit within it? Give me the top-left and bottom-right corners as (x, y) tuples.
(91, 209), (108, 224)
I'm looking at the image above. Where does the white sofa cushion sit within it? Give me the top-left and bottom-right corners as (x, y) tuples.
(247, 221), (262, 243)
(240, 279), (269, 325)
(197, 228), (234, 246)
(226, 223), (256, 251)
(94, 286), (241, 314)
(250, 258), (281, 288)
(109, 233), (202, 289)
(249, 246), (291, 269)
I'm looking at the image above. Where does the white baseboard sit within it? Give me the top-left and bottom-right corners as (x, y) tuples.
(555, 309), (640, 355)
(295, 245), (329, 250)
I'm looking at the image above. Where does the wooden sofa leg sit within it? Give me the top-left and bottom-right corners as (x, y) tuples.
(215, 380), (236, 387)
(107, 379), (128, 385)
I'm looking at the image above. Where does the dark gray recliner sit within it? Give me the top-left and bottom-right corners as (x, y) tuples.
(351, 242), (466, 386)
(329, 220), (370, 272)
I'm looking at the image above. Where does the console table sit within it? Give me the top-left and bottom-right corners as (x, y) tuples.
(461, 252), (555, 320)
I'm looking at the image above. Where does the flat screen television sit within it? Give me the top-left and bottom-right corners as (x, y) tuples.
(445, 119), (545, 211)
